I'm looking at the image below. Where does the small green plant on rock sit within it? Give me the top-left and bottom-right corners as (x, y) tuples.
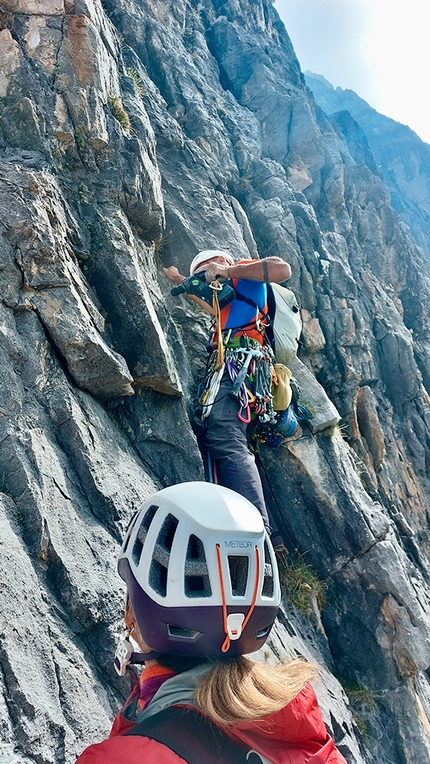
(216, 99), (229, 119)
(277, 551), (326, 616)
(74, 132), (85, 151)
(338, 678), (377, 739)
(125, 67), (145, 97)
(85, 220), (103, 251)
(108, 96), (131, 132)
(52, 59), (60, 84)
(154, 230), (174, 256)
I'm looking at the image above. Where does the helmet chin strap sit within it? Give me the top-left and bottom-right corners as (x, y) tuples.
(114, 630), (160, 675)
(131, 649), (160, 663)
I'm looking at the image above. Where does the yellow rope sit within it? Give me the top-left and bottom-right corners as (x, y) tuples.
(212, 281), (225, 370)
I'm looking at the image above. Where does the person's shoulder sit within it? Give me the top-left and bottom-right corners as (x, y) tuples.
(76, 734), (188, 763)
(282, 682), (321, 718)
(264, 683), (326, 738)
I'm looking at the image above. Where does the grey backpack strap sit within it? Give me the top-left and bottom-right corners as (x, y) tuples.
(126, 705), (251, 763)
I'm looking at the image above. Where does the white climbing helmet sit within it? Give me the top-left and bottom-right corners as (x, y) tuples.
(189, 250), (235, 275)
(118, 482), (280, 658)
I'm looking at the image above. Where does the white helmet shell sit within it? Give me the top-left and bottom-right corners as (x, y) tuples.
(118, 482), (280, 657)
(189, 250), (235, 275)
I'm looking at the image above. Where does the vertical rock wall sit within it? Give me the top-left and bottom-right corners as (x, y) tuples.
(0, 1), (429, 762)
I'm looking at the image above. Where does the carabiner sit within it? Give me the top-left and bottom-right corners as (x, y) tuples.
(238, 405), (251, 424)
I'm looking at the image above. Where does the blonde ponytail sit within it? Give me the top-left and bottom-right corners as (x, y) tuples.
(194, 656), (316, 726)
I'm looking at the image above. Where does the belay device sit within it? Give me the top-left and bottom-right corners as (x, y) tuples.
(171, 271), (236, 309)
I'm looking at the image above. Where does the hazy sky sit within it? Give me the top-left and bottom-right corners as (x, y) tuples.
(275, 0), (430, 144)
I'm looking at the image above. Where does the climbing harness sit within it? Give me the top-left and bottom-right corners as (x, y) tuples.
(194, 274), (310, 452)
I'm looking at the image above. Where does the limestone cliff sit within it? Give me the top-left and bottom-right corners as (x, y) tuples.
(305, 72), (430, 259)
(0, 2), (429, 763)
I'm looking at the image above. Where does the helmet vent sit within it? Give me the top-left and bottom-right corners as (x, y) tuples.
(262, 541), (274, 597)
(168, 625), (200, 640)
(131, 504), (159, 566)
(122, 510), (138, 555)
(149, 513), (179, 597)
(228, 555), (249, 597)
(184, 534), (212, 598)
(255, 625), (271, 640)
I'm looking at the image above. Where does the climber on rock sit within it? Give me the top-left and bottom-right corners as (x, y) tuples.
(163, 250), (292, 551)
(75, 481), (347, 764)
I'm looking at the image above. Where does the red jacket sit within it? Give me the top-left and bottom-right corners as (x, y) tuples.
(76, 682), (347, 764)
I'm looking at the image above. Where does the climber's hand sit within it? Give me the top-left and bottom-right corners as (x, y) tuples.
(204, 261), (231, 282)
(163, 266), (184, 285)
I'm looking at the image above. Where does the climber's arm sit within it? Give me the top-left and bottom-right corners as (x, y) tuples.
(204, 257), (291, 284)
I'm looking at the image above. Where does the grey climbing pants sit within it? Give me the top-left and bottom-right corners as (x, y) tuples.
(205, 373), (271, 533)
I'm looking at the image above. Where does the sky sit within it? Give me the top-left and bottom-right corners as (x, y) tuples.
(275, 0), (430, 144)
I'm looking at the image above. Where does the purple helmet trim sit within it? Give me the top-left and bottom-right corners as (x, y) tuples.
(119, 558), (278, 658)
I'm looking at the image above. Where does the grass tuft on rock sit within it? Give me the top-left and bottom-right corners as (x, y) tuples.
(125, 67), (145, 96)
(108, 96), (131, 131)
(338, 678), (378, 738)
(277, 551), (326, 615)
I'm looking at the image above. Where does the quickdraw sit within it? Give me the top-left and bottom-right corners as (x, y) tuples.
(198, 339), (277, 425)
(199, 358), (225, 420)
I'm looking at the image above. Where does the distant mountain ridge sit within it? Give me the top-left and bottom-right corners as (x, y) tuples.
(305, 71), (430, 259)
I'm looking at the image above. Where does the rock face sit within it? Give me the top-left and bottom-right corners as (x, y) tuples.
(305, 72), (430, 259)
(0, 2), (429, 763)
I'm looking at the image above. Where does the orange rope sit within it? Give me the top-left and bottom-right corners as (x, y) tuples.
(215, 544), (230, 652)
(212, 283), (224, 371)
